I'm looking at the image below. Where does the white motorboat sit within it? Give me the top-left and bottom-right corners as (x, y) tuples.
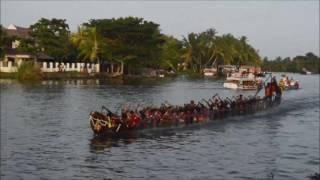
(203, 68), (217, 76)
(223, 72), (262, 90)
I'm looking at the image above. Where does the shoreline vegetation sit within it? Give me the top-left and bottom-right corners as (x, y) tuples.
(0, 70), (199, 81)
(1, 17), (319, 82)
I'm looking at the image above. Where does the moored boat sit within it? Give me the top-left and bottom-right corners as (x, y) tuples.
(301, 68), (312, 75)
(203, 68), (217, 77)
(223, 72), (262, 90)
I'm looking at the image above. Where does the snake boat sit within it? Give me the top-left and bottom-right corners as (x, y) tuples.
(89, 74), (282, 137)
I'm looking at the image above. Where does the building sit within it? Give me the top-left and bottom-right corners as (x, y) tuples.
(0, 24), (125, 74)
(1, 24), (37, 68)
(1, 24), (56, 70)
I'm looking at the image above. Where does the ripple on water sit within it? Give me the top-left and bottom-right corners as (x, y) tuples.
(0, 73), (319, 179)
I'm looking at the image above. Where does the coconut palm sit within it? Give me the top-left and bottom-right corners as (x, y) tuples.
(181, 29), (217, 73)
(181, 33), (198, 72)
(71, 26), (99, 62)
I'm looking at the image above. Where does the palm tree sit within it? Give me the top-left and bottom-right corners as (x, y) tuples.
(181, 29), (217, 73)
(214, 34), (237, 65)
(181, 33), (198, 72)
(71, 26), (99, 62)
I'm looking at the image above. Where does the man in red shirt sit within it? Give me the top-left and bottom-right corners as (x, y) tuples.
(127, 111), (140, 129)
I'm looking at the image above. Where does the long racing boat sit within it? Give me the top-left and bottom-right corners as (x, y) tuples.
(89, 95), (281, 137)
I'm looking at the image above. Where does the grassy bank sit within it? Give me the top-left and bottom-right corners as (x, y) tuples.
(0, 71), (180, 81)
(0, 72), (17, 79)
(16, 61), (42, 82)
(0, 70), (220, 82)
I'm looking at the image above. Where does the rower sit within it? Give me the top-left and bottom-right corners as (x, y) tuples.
(127, 111), (140, 129)
(264, 83), (272, 101)
(236, 94), (245, 114)
(278, 79), (285, 92)
(272, 77), (282, 104)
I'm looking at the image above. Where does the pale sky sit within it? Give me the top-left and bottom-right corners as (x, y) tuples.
(1, 1), (319, 59)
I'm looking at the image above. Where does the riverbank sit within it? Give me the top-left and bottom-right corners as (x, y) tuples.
(0, 72), (117, 80)
(0, 71), (182, 81)
(0, 72), (180, 86)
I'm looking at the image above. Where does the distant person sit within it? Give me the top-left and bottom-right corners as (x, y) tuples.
(61, 64), (65, 72)
(58, 63), (62, 72)
(265, 83), (272, 100)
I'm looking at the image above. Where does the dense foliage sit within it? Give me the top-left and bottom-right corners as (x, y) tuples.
(80, 17), (165, 73)
(1, 16), (318, 75)
(0, 25), (7, 58)
(29, 18), (71, 60)
(262, 52), (320, 73)
(159, 35), (183, 71)
(16, 61), (42, 81)
(71, 26), (99, 62)
(181, 29), (261, 73)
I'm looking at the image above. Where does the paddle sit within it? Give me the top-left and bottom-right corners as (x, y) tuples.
(101, 105), (113, 115)
(226, 97), (233, 103)
(254, 72), (272, 97)
(115, 104), (122, 114)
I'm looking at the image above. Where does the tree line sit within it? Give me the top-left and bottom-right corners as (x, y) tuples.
(261, 52), (319, 73)
(0, 17), (318, 74)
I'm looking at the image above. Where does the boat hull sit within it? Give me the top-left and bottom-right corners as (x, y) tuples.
(89, 98), (281, 137)
(223, 82), (257, 90)
(204, 72), (216, 76)
(223, 82), (238, 89)
(285, 85), (299, 90)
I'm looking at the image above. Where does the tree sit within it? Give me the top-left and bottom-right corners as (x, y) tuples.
(16, 37), (36, 55)
(261, 52), (319, 73)
(181, 29), (261, 74)
(30, 18), (70, 60)
(0, 25), (9, 59)
(214, 34), (237, 65)
(159, 35), (182, 71)
(71, 26), (100, 62)
(216, 34), (260, 66)
(86, 17), (164, 74)
(181, 28), (217, 73)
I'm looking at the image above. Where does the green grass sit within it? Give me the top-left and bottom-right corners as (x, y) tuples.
(0, 72), (17, 79)
(16, 61), (42, 82)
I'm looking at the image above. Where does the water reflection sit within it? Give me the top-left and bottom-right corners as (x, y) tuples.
(90, 135), (138, 151)
(33, 77), (174, 86)
(89, 127), (194, 151)
(0, 77), (171, 86)
(1, 73), (319, 180)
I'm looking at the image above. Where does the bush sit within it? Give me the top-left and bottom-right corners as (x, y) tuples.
(16, 61), (42, 82)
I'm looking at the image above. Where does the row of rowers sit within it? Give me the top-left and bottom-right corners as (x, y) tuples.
(110, 93), (280, 129)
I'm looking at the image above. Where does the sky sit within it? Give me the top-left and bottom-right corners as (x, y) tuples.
(1, 1), (319, 59)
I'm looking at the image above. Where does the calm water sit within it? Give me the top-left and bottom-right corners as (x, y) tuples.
(1, 73), (319, 180)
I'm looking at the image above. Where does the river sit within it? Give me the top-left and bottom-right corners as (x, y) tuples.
(0, 73), (319, 179)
